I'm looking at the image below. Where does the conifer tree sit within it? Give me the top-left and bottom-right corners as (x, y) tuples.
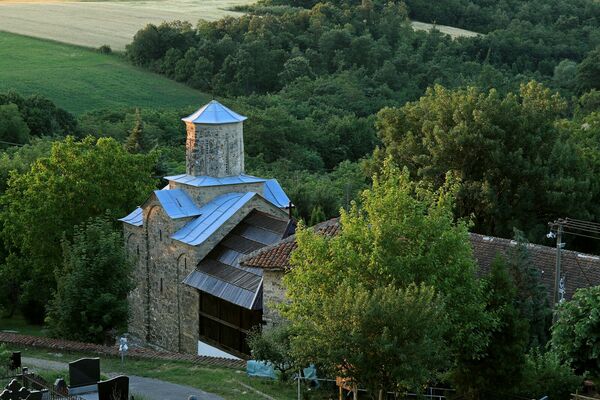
(454, 256), (529, 400)
(507, 230), (552, 348)
(124, 109), (145, 153)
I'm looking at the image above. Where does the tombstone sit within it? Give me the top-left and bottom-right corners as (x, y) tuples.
(97, 375), (128, 400)
(8, 352), (20, 371)
(69, 358), (100, 389)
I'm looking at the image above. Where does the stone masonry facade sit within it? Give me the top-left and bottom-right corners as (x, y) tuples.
(185, 122), (245, 177)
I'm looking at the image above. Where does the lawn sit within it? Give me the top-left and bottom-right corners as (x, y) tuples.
(2, 344), (334, 399)
(0, 315), (48, 338)
(0, 32), (210, 114)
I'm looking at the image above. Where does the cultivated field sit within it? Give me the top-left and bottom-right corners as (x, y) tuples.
(0, 0), (255, 51)
(0, 31), (209, 114)
(0, 0), (479, 51)
(410, 21), (479, 39)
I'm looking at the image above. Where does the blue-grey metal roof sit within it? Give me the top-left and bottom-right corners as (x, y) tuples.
(172, 192), (256, 246)
(119, 207), (143, 227)
(263, 179), (290, 208)
(182, 100), (247, 125)
(154, 189), (202, 219)
(165, 173), (266, 187)
(182, 262), (263, 310)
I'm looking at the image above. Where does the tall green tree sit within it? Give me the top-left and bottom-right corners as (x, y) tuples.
(507, 230), (552, 348)
(124, 109), (148, 153)
(0, 136), (156, 321)
(453, 257), (528, 400)
(375, 82), (593, 241)
(46, 217), (134, 343)
(0, 104), (30, 145)
(283, 159), (490, 396)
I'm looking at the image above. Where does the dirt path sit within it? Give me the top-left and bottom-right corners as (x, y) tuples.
(22, 357), (224, 400)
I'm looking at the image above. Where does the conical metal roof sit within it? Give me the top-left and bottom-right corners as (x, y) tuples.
(182, 100), (247, 125)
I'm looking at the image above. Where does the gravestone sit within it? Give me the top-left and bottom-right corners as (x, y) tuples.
(97, 375), (128, 400)
(8, 352), (20, 371)
(69, 358), (100, 388)
(0, 379), (43, 400)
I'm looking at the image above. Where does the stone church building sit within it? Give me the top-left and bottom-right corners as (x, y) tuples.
(120, 100), (293, 359)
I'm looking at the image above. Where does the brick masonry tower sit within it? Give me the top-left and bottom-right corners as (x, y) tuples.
(182, 100), (247, 177)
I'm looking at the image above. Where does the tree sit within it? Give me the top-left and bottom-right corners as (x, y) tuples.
(0, 104), (30, 145)
(283, 160), (490, 396)
(124, 109), (147, 153)
(506, 230), (552, 348)
(453, 257), (528, 400)
(375, 82), (592, 242)
(247, 319), (296, 381)
(576, 48), (600, 93)
(550, 285), (600, 376)
(46, 217), (134, 343)
(0, 136), (156, 321)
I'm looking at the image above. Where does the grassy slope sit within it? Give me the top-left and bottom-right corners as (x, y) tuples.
(0, 315), (48, 337)
(0, 32), (209, 114)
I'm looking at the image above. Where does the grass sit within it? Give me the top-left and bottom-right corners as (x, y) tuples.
(0, 31), (210, 114)
(0, 314), (48, 337)
(2, 344), (334, 399)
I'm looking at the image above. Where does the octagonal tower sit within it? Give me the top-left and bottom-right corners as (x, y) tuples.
(182, 100), (247, 177)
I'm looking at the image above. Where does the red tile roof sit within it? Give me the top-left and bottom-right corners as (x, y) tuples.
(241, 219), (600, 300)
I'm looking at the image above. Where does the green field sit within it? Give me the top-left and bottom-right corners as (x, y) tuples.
(0, 32), (210, 114)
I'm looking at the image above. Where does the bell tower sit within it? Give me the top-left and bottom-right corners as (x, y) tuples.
(182, 100), (247, 177)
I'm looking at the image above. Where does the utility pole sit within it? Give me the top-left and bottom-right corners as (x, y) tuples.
(553, 224), (563, 307)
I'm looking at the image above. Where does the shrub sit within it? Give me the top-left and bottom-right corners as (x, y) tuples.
(551, 286), (600, 376)
(247, 320), (296, 381)
(98, 45), (112, 54)
(518, 350), (581, 400)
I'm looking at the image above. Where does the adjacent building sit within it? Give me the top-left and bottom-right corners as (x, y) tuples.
(241, 218), (600, 325)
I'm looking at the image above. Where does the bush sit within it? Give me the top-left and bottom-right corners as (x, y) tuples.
(247, 320), (296, 381)
(551, 286), (600, 376)
(518, 350), (581, 400)
(98, 45), (112, 54)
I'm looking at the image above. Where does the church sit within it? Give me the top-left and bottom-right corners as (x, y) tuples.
(119, 100), (293, 359)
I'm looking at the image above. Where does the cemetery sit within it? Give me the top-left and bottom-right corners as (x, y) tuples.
(0, 351), (129, 400)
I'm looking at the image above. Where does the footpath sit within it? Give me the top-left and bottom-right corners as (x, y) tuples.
(22, 356), (223, 400)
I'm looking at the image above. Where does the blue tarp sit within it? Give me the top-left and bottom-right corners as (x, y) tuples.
(247, 361), (276, 380)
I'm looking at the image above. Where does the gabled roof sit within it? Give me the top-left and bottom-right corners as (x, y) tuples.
(165, 174), (266, 187)
(154, 189), (202, 219)
(182, 100), (247, 125)
(171, 192), (256, 246)
(183, 210), (290, 309)
(241, 219), (600, 301)
(242, 218), (340, 270)
(119, 207), (143, 227)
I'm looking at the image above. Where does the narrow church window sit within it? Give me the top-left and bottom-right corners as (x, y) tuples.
(160, 278), (163, 294)
(159, 229), (162, 241)
(137, 245), (140, 256)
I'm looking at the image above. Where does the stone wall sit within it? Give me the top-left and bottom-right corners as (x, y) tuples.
(262, 270), (286, 325)
(124, 224), (147, 342)
(185, 122), (244, 177)
(124, 193), (288, 355)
